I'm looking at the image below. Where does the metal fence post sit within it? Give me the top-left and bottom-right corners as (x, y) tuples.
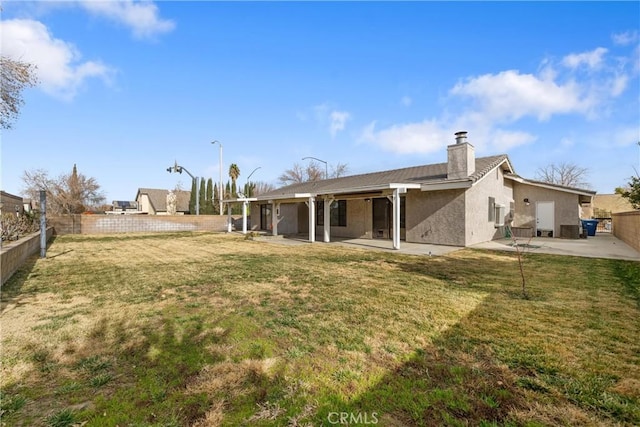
(40, 190), (47, 258)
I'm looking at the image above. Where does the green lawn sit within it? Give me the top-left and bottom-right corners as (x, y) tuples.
(1, 232), (638, 426)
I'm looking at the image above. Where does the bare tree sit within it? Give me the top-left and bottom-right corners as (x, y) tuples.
(534, 162), (591, 189)
(22, 165), (106, 215)
(278, 163), (307, 185)
(331, 162), (349, 178)
(278, 161), (349, 185)
(1, 56), (38, 129)
(245, 181), (275, 197)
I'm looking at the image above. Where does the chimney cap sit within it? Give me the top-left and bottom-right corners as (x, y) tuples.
(454, 131), (468, 144)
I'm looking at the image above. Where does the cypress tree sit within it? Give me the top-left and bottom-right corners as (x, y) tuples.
(206, 178), (214, 214)
(199, 177), (206, 215)
(189, 179), (197, 215)
(213, 183), (219, 214)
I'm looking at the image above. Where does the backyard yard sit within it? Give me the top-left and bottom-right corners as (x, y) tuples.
(0, 232), (638, 426)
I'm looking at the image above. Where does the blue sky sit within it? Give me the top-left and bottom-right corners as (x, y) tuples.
(2, 1), (639, 202)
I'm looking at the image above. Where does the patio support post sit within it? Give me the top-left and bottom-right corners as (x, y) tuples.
(272, 202), (279, 236)
(242, 200), (248, 234)
(227, 203), (232, 232)
(308, 196), (316, 243)
(323, 197), (332, 243)
(392, 188), (401, 250)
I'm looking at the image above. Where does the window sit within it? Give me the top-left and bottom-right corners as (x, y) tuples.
(495, 204), (506, 227)
(488, 197), (495, 222)
(331, 200), (347, 227)
(317, 203), (324, 226)
(316, 200), (347, 227)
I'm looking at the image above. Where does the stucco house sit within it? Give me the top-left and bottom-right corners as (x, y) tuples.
(135, 188), (191, 215)
(246, 132), (595, 248)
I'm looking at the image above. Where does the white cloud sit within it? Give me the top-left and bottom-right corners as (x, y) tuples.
(0, 19), (113, 100)
(401, 96), (412, 107)
(611, 126), (640, 147)
(491, 129), (537, 151)
(310, 103), (351, 137)
(450, 70), (591, 121)
(77, 0), (175, 39)
(329, 110), (350, 137)
(562, 47), (608, 69)
(612, 30), (639, 46)
(359, 119), (450, 154)
(610, 74), (628, 97)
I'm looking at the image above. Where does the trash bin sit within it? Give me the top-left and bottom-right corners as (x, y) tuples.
(581, 219), (599, 237)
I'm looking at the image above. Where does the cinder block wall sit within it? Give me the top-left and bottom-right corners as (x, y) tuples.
(1, 227), (54, 285)
(49, 215), (235, 235)
(612, 211), (640, 252)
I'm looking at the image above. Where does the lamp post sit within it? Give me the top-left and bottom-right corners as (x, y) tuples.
(245, 166), (261, 197)
(167, 162), (199, 215)
(211, 140), (223, 215)
(302, 156), (328, 180)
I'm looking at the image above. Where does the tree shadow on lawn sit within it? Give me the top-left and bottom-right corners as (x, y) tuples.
(1, 236), (63, 313)
(311, 251), (639, 426)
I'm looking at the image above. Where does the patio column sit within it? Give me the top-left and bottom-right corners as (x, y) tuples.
(323, 197), (333, 243)
(392, 188), (401, 250)
(241, 200), (248, 234)
(227, 203), (232, 232)
(308, 196), (315, 243)
(272, 202), (279, 236)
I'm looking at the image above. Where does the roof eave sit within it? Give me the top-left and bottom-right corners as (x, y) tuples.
(505, 175), (596, 197)
(421, 179), (472, 191)
(256, 183), (422, 201)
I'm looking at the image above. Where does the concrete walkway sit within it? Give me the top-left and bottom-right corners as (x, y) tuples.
(252, 233), (639, 261)
(470, 232), (640, 261)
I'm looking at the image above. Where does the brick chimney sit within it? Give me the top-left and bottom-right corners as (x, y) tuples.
(447, 131), (475, 179)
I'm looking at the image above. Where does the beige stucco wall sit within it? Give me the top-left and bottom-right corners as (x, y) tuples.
(405, 189), (466, 246)
(137, 194), (154, 215)
(249, 202), (299, 234)
(313, 198), (370, 239)
(465, 168), (514, 245)
(512, 183), (582, 238)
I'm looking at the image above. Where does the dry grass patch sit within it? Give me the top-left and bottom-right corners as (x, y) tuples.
(0, 231), (638, 426)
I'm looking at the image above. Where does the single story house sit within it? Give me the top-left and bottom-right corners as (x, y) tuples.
(242, 132), (595, 249)
(135, 188), (191, 215)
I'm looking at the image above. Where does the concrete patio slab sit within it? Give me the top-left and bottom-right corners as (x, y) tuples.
(250, 232), (639, 261)
(470, 232), (640, 261)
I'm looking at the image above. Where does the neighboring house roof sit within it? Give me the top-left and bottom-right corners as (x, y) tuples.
(135, 188), (191, 212)
(257, 155), (514, 200)
(504, 174), (596, 197)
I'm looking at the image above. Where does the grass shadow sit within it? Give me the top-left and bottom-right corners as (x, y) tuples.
(310, 251), (640, 426)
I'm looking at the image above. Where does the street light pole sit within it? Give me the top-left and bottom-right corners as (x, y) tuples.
(211, 140), (223, 214)
(167, 162), (199, 215)
(245, 166), (261, 197)
(302, 156), (328, 180)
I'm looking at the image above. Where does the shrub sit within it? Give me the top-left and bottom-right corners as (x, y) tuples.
(1, 212), (41, 242)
